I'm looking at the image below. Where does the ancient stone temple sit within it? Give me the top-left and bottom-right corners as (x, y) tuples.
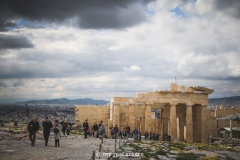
(75, 83), (214, 143)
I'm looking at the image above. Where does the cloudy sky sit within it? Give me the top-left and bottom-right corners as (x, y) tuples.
(0, 0), (240, 103)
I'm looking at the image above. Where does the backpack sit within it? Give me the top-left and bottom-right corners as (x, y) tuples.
(54, 128), (59, 133)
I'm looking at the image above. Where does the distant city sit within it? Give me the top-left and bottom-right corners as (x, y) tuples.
(0, 104), (75, 125)
(0, 96), (239, 124)
(209, 96), (240, 108)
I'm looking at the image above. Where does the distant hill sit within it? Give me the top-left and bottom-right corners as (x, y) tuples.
(209, 96), (240, 107)
(15, 96), (240, 107)
(16, 98), (109, 105)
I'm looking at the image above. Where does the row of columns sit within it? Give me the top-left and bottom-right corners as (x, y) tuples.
(112, 103), (208, 143)
(169, 104), (208, 143)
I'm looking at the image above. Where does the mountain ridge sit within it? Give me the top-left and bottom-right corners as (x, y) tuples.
(16, 98), (109, 105)
(15, 96), (240, 107)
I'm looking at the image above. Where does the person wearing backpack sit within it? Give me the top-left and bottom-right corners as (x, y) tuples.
(53, 120), (62, 147)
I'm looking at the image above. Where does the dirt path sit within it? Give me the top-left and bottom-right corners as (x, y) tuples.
(0, 131), (115, 160)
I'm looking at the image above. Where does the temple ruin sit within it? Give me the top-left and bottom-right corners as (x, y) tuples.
(74, 83), (240, 143)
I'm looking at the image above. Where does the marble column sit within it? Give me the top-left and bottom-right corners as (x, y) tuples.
(170, 104), (177, 142)
(129, 105), (135, 132)
(144, 104), (152, 132)
(186, 104), (193, 143)
(113, 104), (120, 129)
(201, 105), (208, 143)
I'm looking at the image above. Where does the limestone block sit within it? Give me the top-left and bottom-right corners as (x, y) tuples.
(148, 98), (158, 104)
(136, 92), (145, 98)
(137, 98), (146, 103)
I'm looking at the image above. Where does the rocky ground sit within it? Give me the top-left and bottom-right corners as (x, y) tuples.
(0, 131), (118, 160)
(1, 131), (240, 160)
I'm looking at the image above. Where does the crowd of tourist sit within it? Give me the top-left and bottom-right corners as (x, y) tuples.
(27, 117), (164, 147)
(27, 117), (72, 147)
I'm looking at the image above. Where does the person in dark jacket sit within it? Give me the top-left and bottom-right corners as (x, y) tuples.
(27, 117), (40, 146)
(62, 122), (67, 137)
(14, 121), (18, 127)
(144, 131), (149, 140)
(66, 124), (71, 135)
(126, 124), (130, 137)
(83, 120), (89, 139)
(93, 122), (99, 138)
(114, 124), (119, 139)
(109, 125), (114, 139)
(42, 117), (53, 146)
(99, 120), (103, 127)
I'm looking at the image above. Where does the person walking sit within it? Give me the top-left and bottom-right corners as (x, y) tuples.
(133, 128), (139, 140)
(113, 124), (119, 139)
(126, 124), (130, 137)
(99, 120), (103, 127)
(14, 121), (18, 127)
(66, 124), (71, 135)
(42, 117), (53, 146)
(93, 122), (99, 138)
(62, 122), (67, 137)
(149, 132), (152, 140)
(83, 120), (89, 139)
(27, 117), (40, 147)
(99, 123), (106, 143)
(109, 125), (114, 139)
(53, 120), (62, 147)
(87, 126), (92, 137)
(144, 131), (149, 140)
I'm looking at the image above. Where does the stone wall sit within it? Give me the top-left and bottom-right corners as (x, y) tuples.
(209, 107), (240, 137)
(74, 105), (110, 134)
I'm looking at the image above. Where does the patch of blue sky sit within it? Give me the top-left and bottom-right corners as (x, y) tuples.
(17, 19), (45, 28)
(143, 7), (155, 16)
(5, 19), (58, 31)
(5, 26), (16, 31)
(170, 7), (186, 18)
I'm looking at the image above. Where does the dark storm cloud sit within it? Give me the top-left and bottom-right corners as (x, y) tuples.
(0, 19), (17, 31)
(0, 0), (155, 30)
(0, 81), (7, 87)
(213, 0), (240, 18)
(0, 50), (125, 79)
(0, 34), (33, 50)
(12, 81), (25, 87)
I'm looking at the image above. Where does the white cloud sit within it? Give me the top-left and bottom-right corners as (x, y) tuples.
(0, 0), (240, 102)
(124, 65), (141, 71)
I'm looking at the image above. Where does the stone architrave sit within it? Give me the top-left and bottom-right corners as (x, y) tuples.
(186, 104), (193, 143)
(170, 104), (177, 142)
